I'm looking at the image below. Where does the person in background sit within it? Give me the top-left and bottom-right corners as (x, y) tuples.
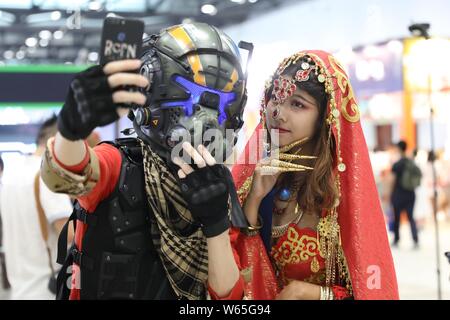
(390, 140), (421, 249)
(0, 115), (74, 299)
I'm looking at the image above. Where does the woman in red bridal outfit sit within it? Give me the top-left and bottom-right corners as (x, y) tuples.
(228, 50), (399, 300)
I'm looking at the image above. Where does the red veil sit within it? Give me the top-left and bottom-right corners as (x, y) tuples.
(231, 50), (399, 300)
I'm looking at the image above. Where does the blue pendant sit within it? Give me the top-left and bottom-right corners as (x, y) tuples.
(278, 188), (291, 201)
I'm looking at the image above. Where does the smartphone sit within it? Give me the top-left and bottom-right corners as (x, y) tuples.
(99, 17), (144, 66)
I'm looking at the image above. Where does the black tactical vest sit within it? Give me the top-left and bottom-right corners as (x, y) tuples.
(56, 138), (178, 300)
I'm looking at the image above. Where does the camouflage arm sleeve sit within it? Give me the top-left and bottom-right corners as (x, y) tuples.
(40, 137), (100, 197)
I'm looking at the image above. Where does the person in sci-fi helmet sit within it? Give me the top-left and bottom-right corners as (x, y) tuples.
(41, 22), (253, 300)
(130, 22), (252, 162)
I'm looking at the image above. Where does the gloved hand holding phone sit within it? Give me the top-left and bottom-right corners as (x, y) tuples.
(57, 17), (147, 141)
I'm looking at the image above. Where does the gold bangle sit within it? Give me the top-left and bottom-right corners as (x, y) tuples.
(320, 286), (334, 300)
(244, 215), (263, 236)
(248, 216), (263, 230)
(320, 286), (325, 300)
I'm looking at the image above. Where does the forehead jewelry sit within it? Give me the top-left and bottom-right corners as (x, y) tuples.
(272, 76), (296, 105)
(271, 61), (320, 105)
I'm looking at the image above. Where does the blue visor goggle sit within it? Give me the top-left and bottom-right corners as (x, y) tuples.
(160, 75), (237, 125)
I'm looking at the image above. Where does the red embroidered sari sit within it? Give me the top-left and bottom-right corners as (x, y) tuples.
(231, 50), (399, 300)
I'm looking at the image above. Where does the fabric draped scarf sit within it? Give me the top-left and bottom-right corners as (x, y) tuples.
(140, 141), (209, 300)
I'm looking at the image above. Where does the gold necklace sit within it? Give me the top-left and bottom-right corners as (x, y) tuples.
(271, 204), (303, 238)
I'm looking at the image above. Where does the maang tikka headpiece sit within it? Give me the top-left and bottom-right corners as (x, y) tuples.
(271, 56), (326, 106)
(258, 55), (329, 175)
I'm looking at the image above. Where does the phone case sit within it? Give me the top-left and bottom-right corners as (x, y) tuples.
(99, 17), (144, 66)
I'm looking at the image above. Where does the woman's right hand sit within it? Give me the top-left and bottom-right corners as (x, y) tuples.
(248, 158), (281, 202)
(243, 158), (281, 226)
(57, 59), (149, 141)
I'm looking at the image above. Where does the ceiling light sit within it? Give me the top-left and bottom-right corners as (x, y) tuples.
(39, 30), (52, 40)
(88, 52), (99, 62)
(201, 4), (218, 16)
(53, 30), (64, 40)
(3, 50), (14, 60)
(51, 11), (62, 21)
(16, 50), (25, 60)
(88, 1), (102, 11)
(39, 39), (49, 47)
(25, 37), (38, 47)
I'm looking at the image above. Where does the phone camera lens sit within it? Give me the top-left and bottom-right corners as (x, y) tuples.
(117, 32), (126, 42)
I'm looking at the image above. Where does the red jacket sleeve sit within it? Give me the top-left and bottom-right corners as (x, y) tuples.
(77, 143), (122, 212)
(54, 142), (122, 212)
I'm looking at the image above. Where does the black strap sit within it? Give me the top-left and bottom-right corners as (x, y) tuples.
(56, 203), (97, 265)
(76, 207), (98, 226)
(71, 247), (94, 271)
(101, 138), (143, 164)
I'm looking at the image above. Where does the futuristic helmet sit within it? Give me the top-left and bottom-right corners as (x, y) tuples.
(129, 22), (253, 162)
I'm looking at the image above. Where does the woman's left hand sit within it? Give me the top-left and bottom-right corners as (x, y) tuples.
(275, 280), (321, 300)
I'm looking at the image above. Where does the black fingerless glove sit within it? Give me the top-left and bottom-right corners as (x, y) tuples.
(179, 164), (231, 238)
(57, 65), (118, 141)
